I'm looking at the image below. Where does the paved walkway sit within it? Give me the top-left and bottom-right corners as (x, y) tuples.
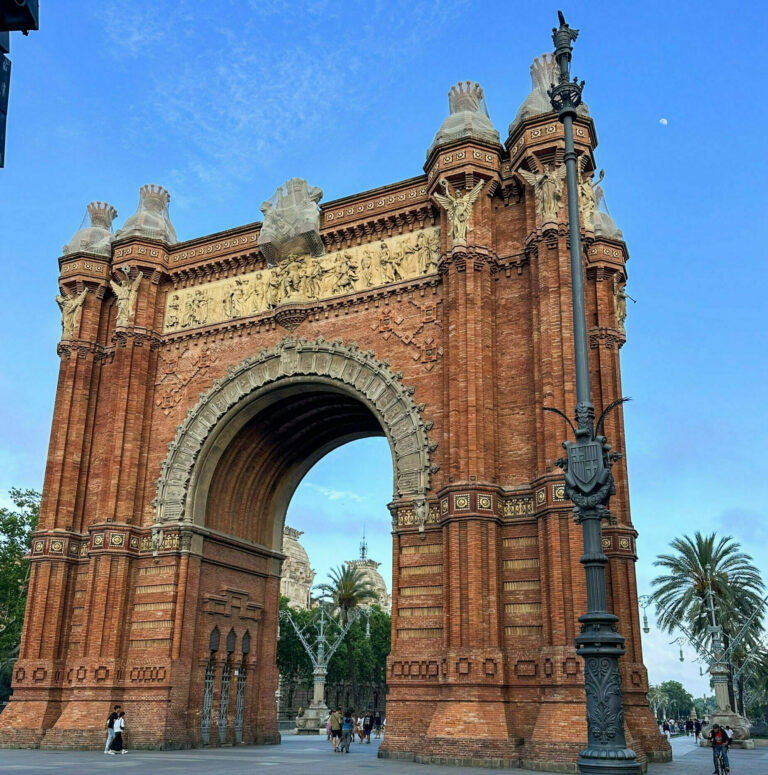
(1, 731), (766, 775)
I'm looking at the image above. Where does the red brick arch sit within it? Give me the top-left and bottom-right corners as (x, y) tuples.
(152, 335), (437, 548)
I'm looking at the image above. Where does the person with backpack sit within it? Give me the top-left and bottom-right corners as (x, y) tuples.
(108, 711), (127, 755)
(340, 709), (355, 753)
(105, 705), (120, 754)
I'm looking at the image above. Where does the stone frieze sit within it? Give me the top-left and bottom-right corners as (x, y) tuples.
(163, 227), (440, 334)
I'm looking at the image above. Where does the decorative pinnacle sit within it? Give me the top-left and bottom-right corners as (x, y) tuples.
(448, 80), (486, 114)
(86, 201), (117, 228)
(140, 183), (171, 207)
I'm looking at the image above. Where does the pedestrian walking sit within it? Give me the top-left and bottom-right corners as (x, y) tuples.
(340, 709), (355, 753)
(695, 720), (702, 742)
(330, 707), (342, 751)
(363, 712), (373, 743)
(104, 705), (120, 754)
(374, 713), (382, 739)
(108, 711), (127, 755)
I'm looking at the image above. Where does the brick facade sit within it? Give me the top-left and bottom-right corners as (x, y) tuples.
(0, 102), (670, 769)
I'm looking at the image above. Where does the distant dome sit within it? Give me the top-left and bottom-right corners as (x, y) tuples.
(346, 539), (390, 611)
(280, 526), (315, 610)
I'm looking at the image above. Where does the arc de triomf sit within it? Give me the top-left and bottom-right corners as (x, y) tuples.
(0, 52), (670, 770)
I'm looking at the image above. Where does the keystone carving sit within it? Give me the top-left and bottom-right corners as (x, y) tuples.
(153, 337), (437, 524)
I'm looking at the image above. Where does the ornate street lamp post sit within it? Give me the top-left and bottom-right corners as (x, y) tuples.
(546, 12), (641, 775)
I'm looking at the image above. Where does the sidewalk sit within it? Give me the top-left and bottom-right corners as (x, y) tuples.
(0, 732), (766, 775)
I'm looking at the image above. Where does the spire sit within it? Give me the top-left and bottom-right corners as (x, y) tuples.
(360, 526), (368, 560)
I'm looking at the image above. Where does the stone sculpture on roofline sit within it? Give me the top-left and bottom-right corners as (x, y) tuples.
(117, 184), (178, 244)
(258, 178), (324, 267)
(62, 201), (117, 257)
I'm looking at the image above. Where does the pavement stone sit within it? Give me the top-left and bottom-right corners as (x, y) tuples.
(0, 732), (766, 775)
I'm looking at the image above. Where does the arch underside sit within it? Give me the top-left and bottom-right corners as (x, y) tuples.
(153, 337), (436, 549)
(204, 385), (384, 547)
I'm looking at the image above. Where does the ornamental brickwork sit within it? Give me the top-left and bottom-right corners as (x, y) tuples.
(0, 66), (669, 770)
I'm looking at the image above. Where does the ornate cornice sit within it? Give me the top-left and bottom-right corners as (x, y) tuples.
(588, 325), (625, 350)
(56, 340), (109, 361)
(112, 326), (163, 350)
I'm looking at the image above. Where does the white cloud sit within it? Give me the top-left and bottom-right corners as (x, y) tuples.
(304, 483), (367, 504)
(96, 0), (470, 196)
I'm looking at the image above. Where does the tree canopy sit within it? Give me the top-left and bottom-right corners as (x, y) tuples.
(0, 488), (40, 702)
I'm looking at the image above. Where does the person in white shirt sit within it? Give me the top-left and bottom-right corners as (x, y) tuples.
(108, 711), (127, 754)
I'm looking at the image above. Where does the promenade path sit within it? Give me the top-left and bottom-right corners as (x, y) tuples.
(1, 729), (766, 774)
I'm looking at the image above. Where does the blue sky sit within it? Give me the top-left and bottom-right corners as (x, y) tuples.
(1, 1), (767, 697)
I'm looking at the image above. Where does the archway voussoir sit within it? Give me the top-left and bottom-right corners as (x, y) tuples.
(153, 336), (436, 523)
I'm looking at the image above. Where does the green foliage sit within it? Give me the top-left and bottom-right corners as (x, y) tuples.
(657, 680), (695, 718)
(0, 488), (40, 702)
(650, 532), (764, 647)
(326, 605), (390, 685)
(316, 564), (376, 623)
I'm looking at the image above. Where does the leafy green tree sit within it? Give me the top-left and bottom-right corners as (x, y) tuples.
(657, 680), (694, 719)
(0, 488), (40, 702)
(316, 564), (375, 708)
(651, 532), (765, 711)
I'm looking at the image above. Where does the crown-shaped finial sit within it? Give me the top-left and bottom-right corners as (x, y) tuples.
(530, 53), (559, 90)
(448, 80), (486, 114)
(86, 201), (117, 228)
(139, 184), (171, 208)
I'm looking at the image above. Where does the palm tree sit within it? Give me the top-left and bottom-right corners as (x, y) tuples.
(316, 564), (376, 710)
(651, 532), (765, 712)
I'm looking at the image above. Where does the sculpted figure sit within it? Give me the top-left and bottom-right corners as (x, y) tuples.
(379, 241), (396, 283)
(426, 231), (441, 273)
(56, 287), (88, 339)
(517, 162), (567, 223)
(614, 278), (631, 333)
(182, 289), (208, 328)
(358, 253), (372, 288)
(413, 232), (429, 275)
(280, 257), (304, 300)
(577, 156), (604, 230)
(110, 264), (143, 327)
(166, 293), (180, 330)
(304, 259), (325, 299)
(432, 177), (485, 245)
(222, 278), (248, 320)
(330, 253), (357, 295)
(250, 271), (268, 313)
(265, 266), (282, 309)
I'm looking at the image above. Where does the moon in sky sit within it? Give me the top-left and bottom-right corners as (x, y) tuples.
(659, 118), (668, 126)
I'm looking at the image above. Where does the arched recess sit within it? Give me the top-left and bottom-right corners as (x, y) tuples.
(153, 336), (437, 549)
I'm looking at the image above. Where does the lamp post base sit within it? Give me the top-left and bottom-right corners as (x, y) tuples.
(578, 747), (642, 775)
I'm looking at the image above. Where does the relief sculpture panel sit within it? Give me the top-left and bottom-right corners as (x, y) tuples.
(163, 227), (440, 333)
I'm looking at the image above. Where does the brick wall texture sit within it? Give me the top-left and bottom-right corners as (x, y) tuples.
(0, 112), (671, 770)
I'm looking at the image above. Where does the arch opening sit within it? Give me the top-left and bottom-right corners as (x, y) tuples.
(202, 382), (389, 550)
